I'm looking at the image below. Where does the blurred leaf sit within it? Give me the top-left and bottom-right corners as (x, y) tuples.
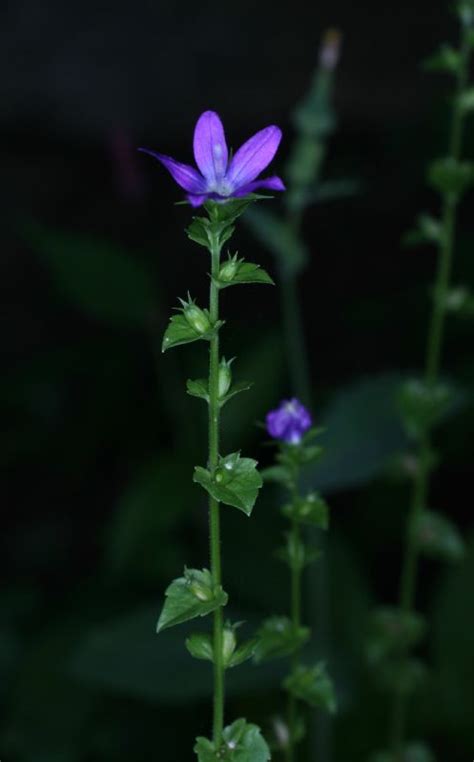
(72, 606), (285, 702)
(194, 452), (263, 516)
(304, 373), (408, 493)
(403, 213), (443, 247)
(156, 568), (228, 633)
(431, 531), (474, 741)
(367, 608), (426, 665)
(376, 658), (428, 696)
(370, 743), (435, 762)
(24, 223), (155, 326)
(195, 718), (271, 762)
(104, 454), (196, 581)
(411, 510), (465, 562)
(423, 44), (461, 73)
(284, 662), (336, 713)
(281, 492), (329, 528)
(428, 157), (474, 196)
(244, 207), (309, 275)
(254, 616), (310, 662)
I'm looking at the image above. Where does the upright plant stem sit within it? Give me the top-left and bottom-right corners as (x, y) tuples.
(390, 25), (471, 758)
(208, 238), (224, 745)
(287, 514), (303, 762)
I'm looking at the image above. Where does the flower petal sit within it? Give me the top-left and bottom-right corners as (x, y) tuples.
(187, 193), (208, 207)
(138, 148), (205, 193)
(227, 126), (282, 188)
(232, 175), (286, 197)
(193, 111), (229, 184)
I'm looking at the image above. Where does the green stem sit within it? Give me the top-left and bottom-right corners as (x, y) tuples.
(209, 237), (224, 745)
(287, 515), (303, 761)
(389, 22), (471, 758)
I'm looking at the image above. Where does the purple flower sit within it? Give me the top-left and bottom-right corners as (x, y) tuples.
(266, 398), (312, 445)
(138, 110), (285, 207)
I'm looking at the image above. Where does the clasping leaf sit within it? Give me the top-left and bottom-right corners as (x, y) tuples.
(193, 452), (263, 516)
(194, 718), (271, 762)
(156, 568), (228, 633)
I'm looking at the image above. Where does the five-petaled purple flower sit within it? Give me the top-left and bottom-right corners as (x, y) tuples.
(266, 398), (312, 445)
(139, 110), (285, 207)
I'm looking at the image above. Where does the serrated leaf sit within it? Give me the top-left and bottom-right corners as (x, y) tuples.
(367, 607), (426, 664)
(217, 262), (275, 289)
(254, 617), (310, 662)
(428, 157), (474, 196)
(193, 452), (262, 516)
(411, 510), (465, 562)
(156, 568), (228, 633)
(282, 492), (329, 528)
(162, 313), (221, 352)
(195, 718), (271, 762)
(186, 378), (209, 403)
(284, 663), (336, 713)
(185, 632), (214, 662)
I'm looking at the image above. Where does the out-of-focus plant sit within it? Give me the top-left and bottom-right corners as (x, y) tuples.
(255, 398), (336, 760)
(139, 110), (286, 760)
(368, 4), (474, 760)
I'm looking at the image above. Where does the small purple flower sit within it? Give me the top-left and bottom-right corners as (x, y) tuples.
(139, 110), (285, 207)
(266, 398), (312, 445)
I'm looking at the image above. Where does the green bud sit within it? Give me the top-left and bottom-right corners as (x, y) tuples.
(219, 258), (240, 282)
(218, 357), (233, 398)
(183, 303), (211, 334)
(222, 626), (237, 665)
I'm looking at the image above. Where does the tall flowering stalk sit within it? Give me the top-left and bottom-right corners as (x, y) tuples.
(141, 110), (285, 759)
(255, 399), (336, 761)
(246, 29), (345, 762)
(368, 5), (474, 760)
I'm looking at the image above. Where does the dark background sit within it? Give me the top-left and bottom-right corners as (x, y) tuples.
(1, 1), (473, 760)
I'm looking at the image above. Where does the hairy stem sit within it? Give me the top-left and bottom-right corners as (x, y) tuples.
(209, 237), (224, 745)
(390, 23), (471, 757)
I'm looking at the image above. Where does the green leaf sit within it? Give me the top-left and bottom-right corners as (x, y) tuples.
(261, 464), (293, 488)
(367, 607), (426, 665)
(219, 381), (253, 407)
(162, 313), (222, 352)
(186, 378), (209, 403)
(423, 44), (461, 74)
(254, 617), (310, 662)
(24, 224), (155, 326)
(282, 492), (329, 529)
(403, 213), (443, 247)
(217, 261), (275, 289)
(185, 632), (214, 662)
(458, 87), (474, 113)
(193, 452), (263, 516)
(156, 568), (228, 633)
(226, 638), (258, 669)
(370, 743), (435, 762)
(187, 217), (211, 247)
(276, 531), (321, 570)
(195, 718), (271, 762)
(245, 207), (309, 276)
(205, 195), (266, 225)
(377, 658), (428, 696)
(398, 379), (454, 438)
(284, 663), (337, 713)
(428, 157), (474, 197)
(411, 510), (465, 562)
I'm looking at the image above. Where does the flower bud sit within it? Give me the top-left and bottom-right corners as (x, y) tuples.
(219, 258), (240, 282)
(222, 626), (237, 665)
(183, 303), (211, 334)
(218, 357), (233, 398)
